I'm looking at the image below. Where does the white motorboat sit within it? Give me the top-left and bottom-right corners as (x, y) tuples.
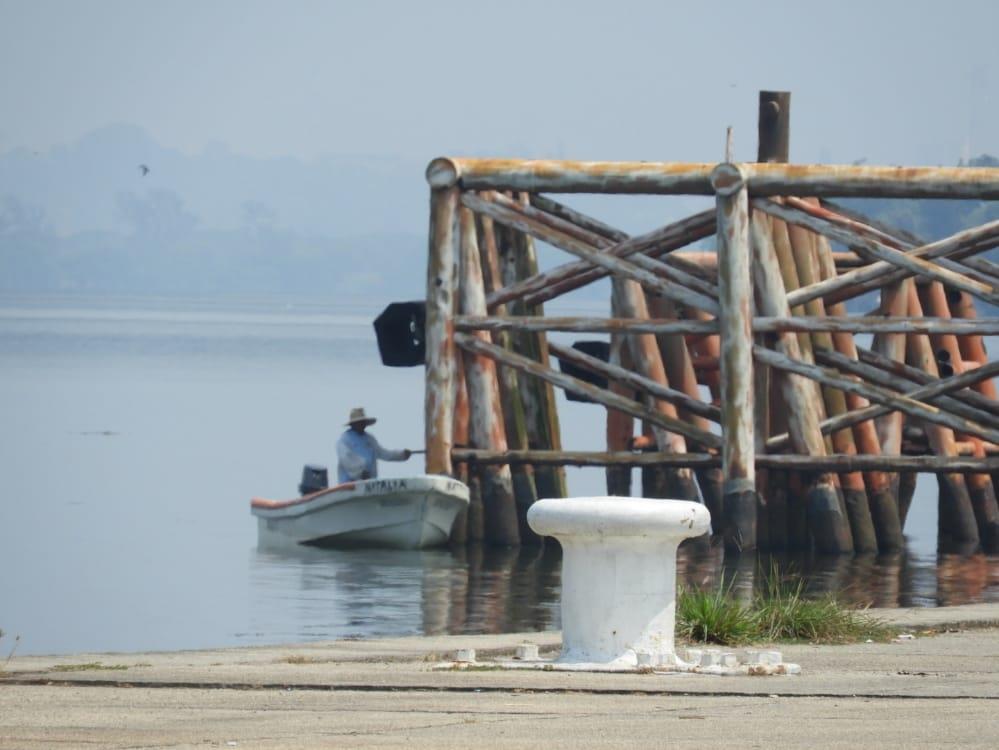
(251, 474), (470, 550)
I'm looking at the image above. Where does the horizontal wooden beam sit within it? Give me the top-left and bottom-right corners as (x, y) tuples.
(454, 332), (722, 449)
(454, 315), (999, 336)
(452, 448), (999, 473)
(427, 158), (999, 199)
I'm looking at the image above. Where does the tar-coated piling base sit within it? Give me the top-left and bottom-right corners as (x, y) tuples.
(722, 489), (757, 553)
(868, 485), (905, 553)
(842, 488), (879, 554)
(807, 481), (854, 554)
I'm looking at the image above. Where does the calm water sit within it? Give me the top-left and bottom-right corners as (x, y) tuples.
(1, 295), (998, 657)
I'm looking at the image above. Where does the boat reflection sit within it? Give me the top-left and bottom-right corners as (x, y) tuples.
(248, 540), (999, 645)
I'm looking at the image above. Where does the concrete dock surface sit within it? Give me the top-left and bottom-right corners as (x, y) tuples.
(2, 603), (998, 749)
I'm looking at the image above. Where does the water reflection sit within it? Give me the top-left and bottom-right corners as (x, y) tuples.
(248, 540), (999, 645)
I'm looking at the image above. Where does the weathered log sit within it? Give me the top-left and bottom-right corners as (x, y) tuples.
(455, 314), (999, 336)
(529, 194), (628, 242)
(814, 227), (901, 551)
(498, 205), (567, 501)
(455, 332), (721, 449)
(767, 352), (999, 452)
(463, 191), (721, 315)
(452, 449), (999, 473)
(477, 211), (539, 544)
(754, 345), (999, 446)
(425, 186), (459, 476)
(427, 157), (999, 199)
(612, 277), (700, 502)
(787, 210), (877, 552)
(756, 198), (999, 307)
(919, 281), (999, 551)
(648, 294), (725, 522)
(450, 356), (471, 543)
(548, 341), (720, 424)
(670, 250), (867, 270)
(715, 163), (757, 551)
(749, 212), (852, 553)
(457, 207), (519, 546)
(814, 350), (999, 433)
(905, 284), (980, 549)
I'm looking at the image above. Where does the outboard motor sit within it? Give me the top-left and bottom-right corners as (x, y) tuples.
(299, 464), (329, 495)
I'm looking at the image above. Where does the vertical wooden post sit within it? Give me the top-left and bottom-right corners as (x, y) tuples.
(712, 163), (756, 551)
(458, 206), (520, 546)
(757, 91), (790, 164)
(425, 186), (459, 476)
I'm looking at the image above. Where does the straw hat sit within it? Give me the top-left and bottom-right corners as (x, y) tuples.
(346, 407), (377, 427)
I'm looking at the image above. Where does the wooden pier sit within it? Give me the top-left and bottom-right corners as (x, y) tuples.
(423, 91), (999, 554)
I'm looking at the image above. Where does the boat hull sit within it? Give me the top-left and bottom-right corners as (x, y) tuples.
(251, 475), (470, 550)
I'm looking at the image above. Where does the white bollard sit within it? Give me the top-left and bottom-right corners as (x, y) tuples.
(528, 497), (710, 667)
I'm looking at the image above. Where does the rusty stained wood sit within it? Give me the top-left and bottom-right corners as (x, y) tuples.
(918, 281), (999, 551)
(776, 213), (999, 310)
(457, 207), (520, 545)
(605, 332), (635, 496)
(785, 197), (997, 289)
(461, 191), (721, 316)
(767, 353), (999, 453)
(452, 449), (999, 473)
(904, 284), (980, 547)
(425, 186), (459, 476)
(548, 340), (721, 424)
(756, 198), (999, 308)
(856, 346), (999, 419)
(427, 158), (999, 199)
(455, 332), (721, 450)
(754, 345), (999, 448)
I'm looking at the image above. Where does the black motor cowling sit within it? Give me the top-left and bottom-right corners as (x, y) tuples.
(299, 464), (329, 495)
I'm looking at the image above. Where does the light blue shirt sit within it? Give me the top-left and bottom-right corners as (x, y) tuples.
(336, 429), (407, 483)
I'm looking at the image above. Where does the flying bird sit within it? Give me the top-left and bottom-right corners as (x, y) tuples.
(138, 164), (150, 176)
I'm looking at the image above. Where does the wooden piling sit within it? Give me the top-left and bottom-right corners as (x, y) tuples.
(713, 163), (757, 551)
(458, 206), (520, 546)
(425, 186), (459, 476)
(905, 284), (980, 550)
(477, 210), (540, 544)
(749, 211), (853, 554)
(918, 281), (999, 552)
(612, 277), (700, 502)
(606, 333), (635, 496)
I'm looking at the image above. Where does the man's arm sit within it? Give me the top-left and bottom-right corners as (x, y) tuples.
(370, 435), (411, 462)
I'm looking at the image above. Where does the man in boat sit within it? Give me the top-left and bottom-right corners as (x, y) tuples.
(336, 407), (412, 483)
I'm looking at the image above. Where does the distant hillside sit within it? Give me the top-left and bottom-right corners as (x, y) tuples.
(1, 129), (996, 304)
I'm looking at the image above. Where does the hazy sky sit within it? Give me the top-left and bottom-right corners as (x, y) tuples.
(2, 0), (998, 167)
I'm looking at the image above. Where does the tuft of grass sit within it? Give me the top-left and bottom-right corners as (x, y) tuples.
(677, 566), (893, 646)
(752, 568), (892, 644)
(676, 584), (756, 645)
